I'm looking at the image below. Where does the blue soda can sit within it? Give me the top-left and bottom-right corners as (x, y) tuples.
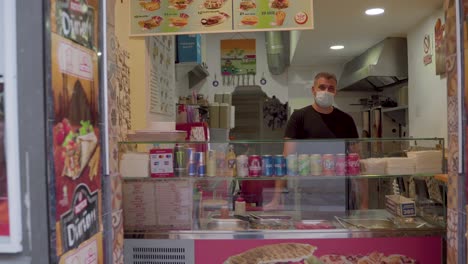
(274, 155), (286, 176)
(196, 152), (206, 177)
(187, 148), (197, 176)
(262, 155), (274, 176)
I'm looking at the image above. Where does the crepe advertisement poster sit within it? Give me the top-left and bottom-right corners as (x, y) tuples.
(234, 0), (313, 31)
(48, 33), (103, 263)
(196, 237), (442, 263)
(221, 39), (256, 76)
(131, 0), (233, 36)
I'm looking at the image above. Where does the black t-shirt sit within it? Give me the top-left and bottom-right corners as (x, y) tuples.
(284, 106), (358, 139)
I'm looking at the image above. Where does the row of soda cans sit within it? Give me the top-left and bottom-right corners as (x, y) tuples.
(238, 153), (361, 177)
(173, 145), (360, 177)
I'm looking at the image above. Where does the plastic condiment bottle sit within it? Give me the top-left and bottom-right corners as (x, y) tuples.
(235, 196), (246, 215)
(226, 144), (237, 177)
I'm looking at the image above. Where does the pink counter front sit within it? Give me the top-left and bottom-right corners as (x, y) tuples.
(195, 237), (442, 263)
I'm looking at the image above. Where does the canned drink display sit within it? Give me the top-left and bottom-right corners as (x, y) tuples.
(298, 154), (310, 176)
(274, 155), (286, 176)
(262, 155), (274, 176)
(174, 145), (186, 177)
(196, 152), (206, 177)
(186, 147), (197, 176)
(335, 153), (347, 176)
(347, 153), (361, 176)
(310, 154), (322, 176)
(286, 154), (298, 176)
(206, 149), (217, 177)
(236, 155), (249, 177)
(248, 155), (262, 177)
(216, 151), (227, 176)
(322, 154), (336, 176)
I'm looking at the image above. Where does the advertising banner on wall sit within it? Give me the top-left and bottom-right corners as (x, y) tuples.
(47, 0), (103, 263)
(0, 82), (8, 238)
(196, 237), (442, 263)
(130, 0), (313, 36)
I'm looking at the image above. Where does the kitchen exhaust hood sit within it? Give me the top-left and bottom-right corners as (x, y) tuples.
(339, 37), (408, 91)
(188, 63), (209, 89)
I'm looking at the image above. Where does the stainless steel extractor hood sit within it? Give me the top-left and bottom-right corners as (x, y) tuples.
(339, 37), (408, 91)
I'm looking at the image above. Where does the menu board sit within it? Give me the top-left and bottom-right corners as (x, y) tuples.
(130, 0), (313, 36)
(234, 0), (313, 31)
(131, 0), (233, 36)
(123, 179), (193, 231)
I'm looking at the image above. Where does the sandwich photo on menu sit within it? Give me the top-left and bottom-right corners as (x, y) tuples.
(169, 0), (193, 10)
(169, 13), (190, 27)
(201, 12), (230, 27)
(138, 16), (163, 29)
(240, 0), (256, 10)
(139, 0), (161, 11)
(241, 16), (259, 26)
(223, 243), (322, 264)
(271, 0), (289, 9)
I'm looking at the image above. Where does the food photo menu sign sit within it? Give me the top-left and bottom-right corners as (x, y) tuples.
(130, 0), (313, 36)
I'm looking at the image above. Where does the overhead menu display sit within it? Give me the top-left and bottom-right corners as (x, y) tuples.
(131, 0), (233, 36)
(234, 0), (312, 30)
(130, 0), (313, 36)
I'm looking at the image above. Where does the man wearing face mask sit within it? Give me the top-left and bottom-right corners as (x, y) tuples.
(262, 72), (366, 212)
(284, 72), (358, 139)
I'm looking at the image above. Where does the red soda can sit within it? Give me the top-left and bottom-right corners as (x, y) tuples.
(335, 154), (347, 176)
(347, 153), (361, 176)
(322, 154), (335, 176)
(248, 155), (262, 177)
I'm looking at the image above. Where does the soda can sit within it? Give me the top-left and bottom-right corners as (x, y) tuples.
(174, 145), (186, 177)
(236, 155), (249, 177)
(298, 154), (310, 176)
(310, 154), (322, 176)
(286, 154), (298, 176)
(186, 148), (197, 176)
(335, 153), (347, 176)
(262, 155), (274, 176)
(248, 155), (262, 177)
(196, 152), (206, 177)
(347, 153), (361, 176)
(274, 155), (286, 176)
(322, 154), (335, 176)
(206, 149), (217, 177)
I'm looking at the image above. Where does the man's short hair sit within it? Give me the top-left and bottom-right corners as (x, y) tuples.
(314, 72), (338, 86)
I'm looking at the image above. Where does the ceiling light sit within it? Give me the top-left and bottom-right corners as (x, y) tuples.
(365, 8), (385, 16)
(330, 45), (344, 50)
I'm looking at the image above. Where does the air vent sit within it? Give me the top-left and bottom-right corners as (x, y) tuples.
(125, 239), (195, 264)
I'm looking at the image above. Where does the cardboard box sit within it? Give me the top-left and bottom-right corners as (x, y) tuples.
(385, 195), (416, 217)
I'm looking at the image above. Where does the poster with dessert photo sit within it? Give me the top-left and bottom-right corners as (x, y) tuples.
(233, 0), (313, 31)
(131, 0), (233, 35)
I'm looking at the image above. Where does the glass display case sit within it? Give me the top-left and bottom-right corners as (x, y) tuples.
(120, 138), (446, 263)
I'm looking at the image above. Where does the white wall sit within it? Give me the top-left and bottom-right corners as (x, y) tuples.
(407, 9), (447, 144)
(176, 32), (289, 104)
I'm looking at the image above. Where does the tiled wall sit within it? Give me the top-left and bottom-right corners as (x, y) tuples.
(445, 0), (465, 263)
(106, 0), (131, 263)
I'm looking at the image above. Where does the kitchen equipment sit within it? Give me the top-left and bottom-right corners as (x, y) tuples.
(206, 218), (249, 231)
(336, 217), (395, 229)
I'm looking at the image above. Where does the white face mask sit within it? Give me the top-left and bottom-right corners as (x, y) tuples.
(315, 91), (335, 108)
